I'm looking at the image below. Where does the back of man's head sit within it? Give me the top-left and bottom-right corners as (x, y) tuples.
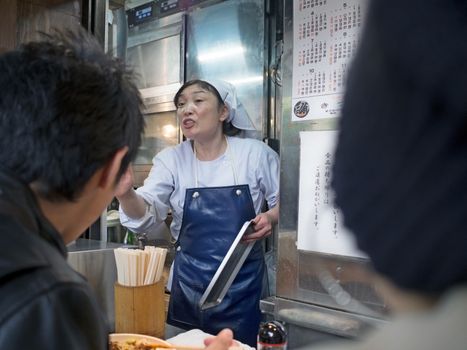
(0, 28), (144, 201)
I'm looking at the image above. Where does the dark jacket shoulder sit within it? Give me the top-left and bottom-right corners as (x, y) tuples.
(0, 172), (109, 349)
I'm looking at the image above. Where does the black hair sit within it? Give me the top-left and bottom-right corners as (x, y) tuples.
(0, 28), (145, 201)
(174, 79), (240, 136)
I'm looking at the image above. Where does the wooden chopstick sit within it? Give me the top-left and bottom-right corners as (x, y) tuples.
(147, 344), (243, 350)
(146, 344), (204, 350)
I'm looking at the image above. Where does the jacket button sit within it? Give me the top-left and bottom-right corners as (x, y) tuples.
(176, 246), (181, 252)
(192, 191), (200, 198)
(236, 189), (242, 196)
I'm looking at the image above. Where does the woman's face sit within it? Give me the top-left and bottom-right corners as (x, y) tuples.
(176, 84), (228, 141)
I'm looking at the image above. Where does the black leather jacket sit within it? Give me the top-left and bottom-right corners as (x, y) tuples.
(0, 170), (109, 349)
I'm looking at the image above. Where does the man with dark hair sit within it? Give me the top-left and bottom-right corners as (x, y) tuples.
(0, 28), (237, 350)
(0, 29), (145, 349)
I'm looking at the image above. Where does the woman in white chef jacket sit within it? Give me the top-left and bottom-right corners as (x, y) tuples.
(116, 79), (279, 346)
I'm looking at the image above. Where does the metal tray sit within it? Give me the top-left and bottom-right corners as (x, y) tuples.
(199, 220), (255, 310)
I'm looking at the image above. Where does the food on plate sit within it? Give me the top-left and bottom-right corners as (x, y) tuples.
(109, 338), (159, 350)
(109, 333), (171, 350)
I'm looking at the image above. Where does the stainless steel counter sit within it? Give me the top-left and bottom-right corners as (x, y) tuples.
(260, 296), (386, 349)
(67, 239), (135, 332)
(67, 238), (126, 252)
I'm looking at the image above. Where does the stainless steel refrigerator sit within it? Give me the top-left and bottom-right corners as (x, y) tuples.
(107, 0), (271, 184)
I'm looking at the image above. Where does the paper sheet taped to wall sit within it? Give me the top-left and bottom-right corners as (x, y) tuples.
(297, 130), (366, 258)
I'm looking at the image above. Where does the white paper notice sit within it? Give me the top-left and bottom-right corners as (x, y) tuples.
(297, 130), (366, 258)
(291, 0), (366, 121)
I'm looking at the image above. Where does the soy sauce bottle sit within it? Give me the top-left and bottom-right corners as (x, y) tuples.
(257, 321), (287, 350)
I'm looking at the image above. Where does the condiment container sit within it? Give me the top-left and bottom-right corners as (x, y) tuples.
(257, 321), (287, 350)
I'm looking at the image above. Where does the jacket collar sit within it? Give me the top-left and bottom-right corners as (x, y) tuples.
(0, 169), (67, 258)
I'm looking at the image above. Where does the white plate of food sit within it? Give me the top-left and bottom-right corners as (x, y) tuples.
(109, 333), (171, 350)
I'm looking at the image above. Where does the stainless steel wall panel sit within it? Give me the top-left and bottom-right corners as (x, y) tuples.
(185, 0), (266, 140)
(67, 239), (126, 332)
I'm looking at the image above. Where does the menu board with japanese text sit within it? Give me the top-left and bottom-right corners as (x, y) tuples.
(292, 0), (366, 121)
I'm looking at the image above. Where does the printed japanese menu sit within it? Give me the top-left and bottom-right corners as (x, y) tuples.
(292, 0), (366, 121)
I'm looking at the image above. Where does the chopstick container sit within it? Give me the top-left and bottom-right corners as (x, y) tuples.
(114, 279), (166, 338)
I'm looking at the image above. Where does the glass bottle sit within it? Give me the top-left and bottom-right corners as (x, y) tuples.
(257, 321), (288, 350)
(123, 229), (136, 245)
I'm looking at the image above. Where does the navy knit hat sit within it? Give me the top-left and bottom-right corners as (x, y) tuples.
(332, 0), (467, 294)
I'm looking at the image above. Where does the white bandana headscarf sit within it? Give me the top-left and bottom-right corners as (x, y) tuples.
(207, 79), (256, 131)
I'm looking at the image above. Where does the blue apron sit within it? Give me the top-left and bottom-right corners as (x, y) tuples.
(167, 141), (264, 346)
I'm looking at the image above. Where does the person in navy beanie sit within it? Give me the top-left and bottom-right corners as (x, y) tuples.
(332, 0), (467, 297)
(309, 0), (467, 349)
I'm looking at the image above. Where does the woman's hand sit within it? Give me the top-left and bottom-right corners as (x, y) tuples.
(114, 166), (148, 219)
(242, 212), (273, 243)
(115, 166), (135, 198)
(242, 205), (279, 244)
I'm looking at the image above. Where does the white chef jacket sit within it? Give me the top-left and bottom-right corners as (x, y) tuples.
(119, 136), (279, 240)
